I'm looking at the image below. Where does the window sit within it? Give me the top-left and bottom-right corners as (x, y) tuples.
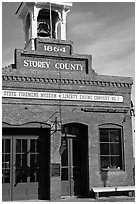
(99, 127), (123, 170)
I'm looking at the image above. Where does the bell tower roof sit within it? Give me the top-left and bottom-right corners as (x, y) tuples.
(16, 2), (72, 50)
(15, 2), (72, 18)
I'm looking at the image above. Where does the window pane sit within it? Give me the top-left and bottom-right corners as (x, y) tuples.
(110, 130), (120, 142)
(2, 169), (4, 183)
(73, 167), (81, 180)
(111, 143), (120, 155)
(2, 154), (4, 168)
(61, 139), (68, 166)
(2, 169), (10, 183)
(15, 168), (28, 184)
(5, 139), (10, 153)
(100, 129), (109, 142)
(16, 154), (21, 167)
(22, 139), (27, 153)
(21, 168), (27, 183)
(22, 154), (27, 167)
(73, 140), (81, 167)
(30, 154), (40, 182)
(111, 156), (121, 169)
(5, 154), (10, 168)
(30, 154), (35, 167)
(15, 169), (21, 184)
(30, 139), (35, 152)
(100, 143), (109, 155)
(16, 139), (21, 153)
(30, 166), (40, 183)
(36, 154), (40, 166)
(36, 169), (40, 182)
(36, 140), (41, 152)
(61, 168), (68, 180)
(70, 126), (79, 135)
(101, 156), (110, 168)
(30, 171), (35, 182)
(2, 139), (4, 153)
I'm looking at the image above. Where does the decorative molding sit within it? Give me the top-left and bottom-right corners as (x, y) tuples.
(2, 75), (132, 88)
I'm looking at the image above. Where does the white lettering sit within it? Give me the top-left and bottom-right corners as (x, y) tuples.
(41, 62), (45, 68)
(55, 63), (59, 69)
(33, 61), (37, 67)
(44, 45), (66, 53)
(79, 64), (84, 71)
(70, 64), (75, 70)
(23, 60), (85, 71)
(23, 60), (51, 69)
(24, 60), (29, 67)
(38, 61), (42, 68)
(29, 60), (33, 67)
(74, 64), (79, 70)
(54, 62), (85, 71)
(60, 63), (64, 69)
(60, 47), (66, 52)
(65, 63), (70, 70)
(45, 61), (50, 69)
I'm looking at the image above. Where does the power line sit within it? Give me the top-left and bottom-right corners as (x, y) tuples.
(49, 2), (52, 38)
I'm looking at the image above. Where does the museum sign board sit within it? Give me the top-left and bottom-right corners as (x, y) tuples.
(2, 90), (123, 103)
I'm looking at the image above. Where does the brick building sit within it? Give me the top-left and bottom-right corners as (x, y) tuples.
(2, 2), (134, 201)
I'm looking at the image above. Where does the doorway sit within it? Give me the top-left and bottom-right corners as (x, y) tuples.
(2, 127), (50, 201)
(61, 123), (89, 197)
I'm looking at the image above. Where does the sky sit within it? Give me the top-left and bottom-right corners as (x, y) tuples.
(2, 2), (135, 83)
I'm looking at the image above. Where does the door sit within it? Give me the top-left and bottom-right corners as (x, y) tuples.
(13, 136), (40, 200)
(2, 136), (40, 201)
(2, 127), (50, 201)
(61, 136), (82, 197)
(61, 123), (89, 197)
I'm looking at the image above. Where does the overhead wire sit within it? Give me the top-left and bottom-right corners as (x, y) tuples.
(49, 2), (52, 39)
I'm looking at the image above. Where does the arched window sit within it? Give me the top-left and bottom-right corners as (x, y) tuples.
(99, 124), (124, 171)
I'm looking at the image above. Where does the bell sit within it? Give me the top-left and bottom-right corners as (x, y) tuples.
(37, 22), (51, 37)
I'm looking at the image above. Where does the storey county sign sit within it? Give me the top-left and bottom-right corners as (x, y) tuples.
(15, 49), (89, 73)
(23, 59), (85, 71)
(2, 90), (123, 103)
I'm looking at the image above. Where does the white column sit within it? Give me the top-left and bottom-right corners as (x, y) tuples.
(60, 9), (66, 40)
(55, 21), (59, 39)
(30, 6), (39, 50)
(55, 11), (61, 40)
(60, 9), (70, 40)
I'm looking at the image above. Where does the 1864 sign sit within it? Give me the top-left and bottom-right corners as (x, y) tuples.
(35, 38), (72, 56)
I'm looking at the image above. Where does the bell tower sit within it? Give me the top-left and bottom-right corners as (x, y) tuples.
(16, 2), (72, 50)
